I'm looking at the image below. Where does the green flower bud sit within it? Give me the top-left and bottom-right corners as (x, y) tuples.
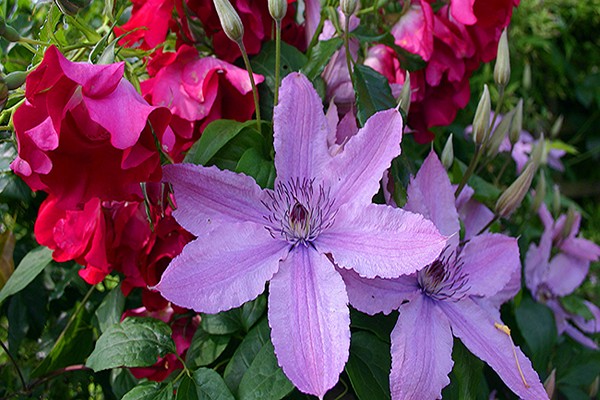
(0, 76), (8, 111)
(494, 28), (510, 87)
(486, 108), (515, 158)
(1, 24), (21, 42)
(0, 18), (6, 36)
(341, 0), (359, 17)
(4, 71), (27, 90)
(550, 114), (563, 139)
(472, 84), (491, 146)
(552, 184), (561, 217)
(529, 134), (546, 168)
(523, 62), (532, 90)
(213, 0), (244, 44)
(589, 376), (599, 398)
(509, 98), (523, 145)
(268, 0), (287, 21)
(398, 71), (411, 115)
(561, 206), (577, 241)
(54, 0), (91, 16)
(544, 369), (556, 399)
(441, 133), (454, 170)
(495, 162), (536, 218)
(531, 173), (546, 213)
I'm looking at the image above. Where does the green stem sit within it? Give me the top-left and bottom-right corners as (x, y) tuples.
(274, 19), (282, 107)
(493, 157), (511, 186)
(238, 41), (261, 132)
(306, 11), (327, 57)
(343, 15), (353, 80)
(455, 145), (482, 198)
(481, 86), (505, 156)
(52, 286), (95, 349)
(0, 340), (27, 391)
(18, 37), (47, 46)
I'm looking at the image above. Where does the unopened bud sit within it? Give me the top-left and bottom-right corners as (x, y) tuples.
(341, 0), (359, 17)
(0, 76), (8, 111)
(495, 162), (536, 218)
(441, 134), (454, 170)
(510, 98), (523, 145)
(213, 0), (244, 44)
(531, 173), (546, 213)
(1, 24), (20, 42)
(472, 84), (491, 146)
(398, 71), (411, 115)
(544, 369), (556, 399)
(529, 135), (546, 168)
(589, 375), (599, 398)
(0, 18), (5, 36)
(268, 0), (287, 21)
(561, 206), (577, 240)
(552, 184), (561, 217)
(4, 71), (27, 90)
(523, 62), (532, 90)
(486, 109), (514, 158)
(494, 28), (511, 87)
(550, 115), (563, 139)
(54, 0), (91, 15)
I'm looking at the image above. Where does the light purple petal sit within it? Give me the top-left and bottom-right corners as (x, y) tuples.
(273, 73), (331, 183)
(390, 295), (454, 400)
(317, 203), (447, 279)
(154, 222), (288, 313)
(560, 237), (600, 262)
(164, 163), (269, 235)
(440, 299), (549, 400)
(572, 300), (600, 334)
(545, 253), (590, 297)
(460, 233), (521, 298)
(524, 232), (552, 295)
(564, 323), (598, 350)
(538, 203), (554, 231)
(326, 109), (403, 206)
(268, 247), (350, 398)
(459, 199), (495, 241)
(406, 151), (460, 248)
(486, 266), (522, 308)
(339, 268), (419, 315)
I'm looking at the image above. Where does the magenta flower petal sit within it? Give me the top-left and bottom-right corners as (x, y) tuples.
(317, 203), (447, 278)
(268, 247), (350, 398)
(440, 299), (549, 400)
(327, 109), (404, 206)
(390, 295), (454, 400)
(450, 0), (477, 25)
(155, 221), (287, 313)
(545, 253), (590, 297)
(164, 164), (269, 235)
(460, 233), (520, 298)
(273, 73), (332, 182)
(340, 268), (419, 315)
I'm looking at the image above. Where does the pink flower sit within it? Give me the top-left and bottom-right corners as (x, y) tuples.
(141, 45), (263, 160)
(10, 46), (170, 209)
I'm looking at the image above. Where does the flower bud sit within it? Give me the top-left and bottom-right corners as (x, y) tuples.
(552, 184), (561, 217)
(531, 173), (546, 213)
(4, 71), (27, 90)
(341, 0), (359, 17)
(398, 71), (411, 115)
(550, 114), (563, 139)
(510, 98), (523, 145)
(544, 369), (556, 399)
(0, 76), (8, 111)
(523, 62), (532, 90)
(213, 0), (244, 44)
(494, 28), (511, 87)
(441, 133), (454, 170)
(0, 18), (6, 36)
(1, 24), (21, 42)
(54, 0), (91, 16)
(268, 0), (287, 21)
(472, 84), (491, 146)
(561, 206), (577, 240)
(495, 162), (536, 218)
(529, 134), (546, 168)
(486, 109), (514, 158)
(589, 375), (599, 398)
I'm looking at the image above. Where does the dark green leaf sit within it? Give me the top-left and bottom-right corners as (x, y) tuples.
(301, 37), (344, 81)
(235, 147), (276, 189)
(210, 127), (266, 172)
(0, 246), (52, 305)
(188, 368), (236, 400)
(111, 368), (138, 399)
(122, 381), (174, 400)
(350, 308), (396, 343)
(345, 331), (391, 400)
(251, 41), (307, 93)
(352, 64), (396, 126)
(238, 340), (293, 400)
(201, 296), (267, 335)
(95, 283), (126, 333)
(184, 119), (257, 166)
(238, 295), (267, 332)
(186, 329), (230, 368)
(86, 317), (176, 371)
(514, 296), (557, 370)
(177, 376), (199, 400)
(560, 295), (595, 321)
(442, 340), (487, 400)
(559, 385), (593, 400)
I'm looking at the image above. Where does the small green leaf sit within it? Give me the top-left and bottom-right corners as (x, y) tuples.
(442, 340), (487, 400)
(548, 140), (579, 155)
(188, 368), (236, 400)
(350, 308), (396, 343)
(301, 37), (344, 81)
(0, 246), (52, 305)
(237, 341), (293, 400)
(560, 295), (595, 321)
(238, 295), (267, 332)
(111, 368), (138, 399)
(352, 64), (396, 126)
(514, 295), (557, 371)
(184, 120), (256, 166)
(95, 283), (126, 333)
(209, 127), (266, 172)
(186, 329), (230, 368)
(201, 296), (267, 335)
(235, 148), (276, 189)
(345, 331), (391, 400)
(86, 317), (176, 371)
(122, 381), (174, 400)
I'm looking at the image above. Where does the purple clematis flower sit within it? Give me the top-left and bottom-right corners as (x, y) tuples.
(342, 151), (548, 400)
(154, 73), (447, 397)
(525, 203), (600, 349)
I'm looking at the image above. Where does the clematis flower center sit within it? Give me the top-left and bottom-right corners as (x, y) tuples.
(263, 178), (337, 246)
(417, 247), (470, 302)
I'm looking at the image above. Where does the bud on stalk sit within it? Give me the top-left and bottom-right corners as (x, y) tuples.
(472, 84), (491, 146)
(550, 115), (563, 139)
(4, 71), (27, 90)
(495, 162), (536, 218)
(510, 98), (523, 145)
(0, 76), (8, 111)
(552, 184), (561, 217)
(441, 134), (454, 170)
(531, 173), (546, 213)
(341, 0), (359, 17)
(544, 369), (556, 399)
(486, 109), (514, 158)
(398, 72), (411, 115)
(213, 0), (244, 44)
(54, 0), (91, 16)
(494, 29), (511, 87)
(268, 0), (287, 21)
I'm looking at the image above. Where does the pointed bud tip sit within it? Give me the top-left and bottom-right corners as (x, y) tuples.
(472, 84), (491, 145)
(494, 28), (511, 87)
(495, 162), (536, 218)
(268, 0), (287, 21)
(213, 0), (244, 44)
(341, 0), (359, 17)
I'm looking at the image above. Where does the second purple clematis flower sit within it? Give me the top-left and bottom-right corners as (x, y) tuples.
(342, 151), (548, 400)
(154, 73), (447, 397)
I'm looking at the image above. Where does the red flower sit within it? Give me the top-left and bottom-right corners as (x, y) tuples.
(11, 46), (170, 209)
(115, 0), (176, 50)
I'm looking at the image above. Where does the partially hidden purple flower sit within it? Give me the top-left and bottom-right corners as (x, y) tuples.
(525, 203), (600, 349)
(342, 151), (548, 400)
(154, 73), (447, 397)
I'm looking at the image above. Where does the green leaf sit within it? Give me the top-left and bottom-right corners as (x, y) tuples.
(346, 331), (391, 400)
(0, 246), (52, 305)
(301, 37), (344, 81)
(548, 140), (579, 155)
(238, 295), (267, 332)
(350, 308), (397, 343)
(184, 119), (257, 166)
(111, 368), (138, 399)
(560, 295), (595, 321)
(86, 317), (176, 372)
(224, 318), (271, 393)
(442, 340), (487, 400)
(235, 147), (276, 189)
(184, 368), (236, 400)
(122, 381), (174, 400)
(514, 295), (557, 371)
(201, 295), (267, 335)
(186, 329), (230, 369)
(95, 283), (126, 333)
(352, 64), (396, 126)
(210, 127), (266, 172)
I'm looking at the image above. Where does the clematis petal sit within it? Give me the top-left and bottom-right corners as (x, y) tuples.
(326, 108), (403, 207)
(164, 163), (269, 235)
(524, 231), (552, 294)
(268, 247), (350, 398)
(154, 221), (288, 313)
(460, 233), (521, 298)
(406, 151), (460, 248)
(440, 298), (548, 400)
(572, 300), (600, 334)
(563, 323), (599, 350)
(273, 73), (331, 182)
(340, 268), (419, 315)
(317, 203), (446, 279)
(390, 295), (454, 400)
(560, 237), (600, 262)
(545, 253), (590, 297)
